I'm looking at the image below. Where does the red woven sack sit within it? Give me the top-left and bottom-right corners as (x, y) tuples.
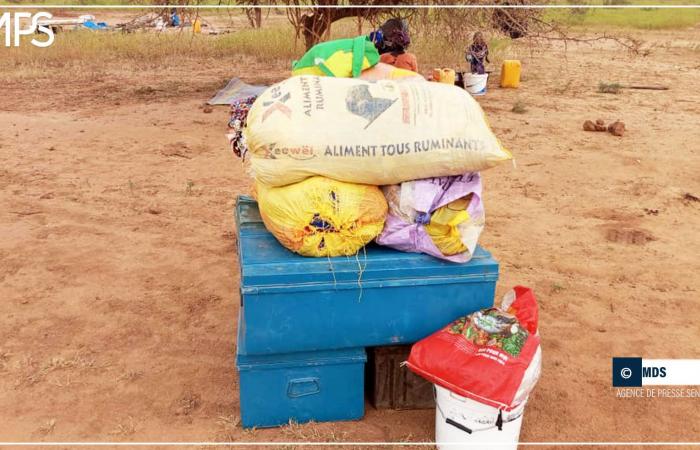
(407, 286), (540, 410)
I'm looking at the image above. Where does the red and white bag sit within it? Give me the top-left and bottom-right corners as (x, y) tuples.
(407, 286), (541, 411)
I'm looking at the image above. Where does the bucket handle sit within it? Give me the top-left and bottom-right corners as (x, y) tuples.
(439, 404), (509, 435)
(445, 418), (472, 434)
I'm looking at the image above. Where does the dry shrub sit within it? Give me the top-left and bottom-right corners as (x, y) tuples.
(598, 81), (623, 94)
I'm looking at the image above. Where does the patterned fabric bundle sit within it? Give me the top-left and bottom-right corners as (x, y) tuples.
(226, 95), (257, 160)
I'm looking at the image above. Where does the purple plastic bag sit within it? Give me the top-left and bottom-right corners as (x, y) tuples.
(376, 173), (484, 263)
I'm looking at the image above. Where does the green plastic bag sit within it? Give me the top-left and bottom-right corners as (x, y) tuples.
(292, 36), (380, 78)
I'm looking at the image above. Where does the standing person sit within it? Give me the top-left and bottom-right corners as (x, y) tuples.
(467, 32), (489, 74)
(379, 28), (418, 72)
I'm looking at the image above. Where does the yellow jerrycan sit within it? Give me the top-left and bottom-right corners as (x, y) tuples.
(500, 60), (521, 88)
(432, 68), (456, 85)
(193, 18), (202, 34)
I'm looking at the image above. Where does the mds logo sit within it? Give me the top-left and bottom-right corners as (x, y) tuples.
(1, 12), (55, 48)
(612, 357), (666, 387)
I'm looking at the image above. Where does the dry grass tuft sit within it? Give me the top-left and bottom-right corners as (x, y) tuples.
(48, 374), (75, 388)
(326, 428), (350, 442)
(241, 425), (258, 437)
(110, 416), (137, 436)
(174, 390), (201, 416)
(399, 432), (415, 442)
(215, 414), (241, 441)
(37, 418), (56, 436)
(15, 350), (106, 387)
(281, 419), (323, 441)
(512, 100), (528, 114)
(116, 369), (144, 383)
(551, 281), (566, 294)
(217, 414), (241, 428)
(0, 349), (11, 370)
(598, 81), (623, 94)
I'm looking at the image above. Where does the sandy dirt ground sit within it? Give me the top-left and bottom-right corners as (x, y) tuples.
(1, 15), (699, 450)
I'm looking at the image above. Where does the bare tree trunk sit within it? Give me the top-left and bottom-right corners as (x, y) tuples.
(301, 7), (364, 49)
(254, 8), (262, 27)
(301, 10), (325, 49)
(288, 1), (405, 50)
(244, 0), (263, 28)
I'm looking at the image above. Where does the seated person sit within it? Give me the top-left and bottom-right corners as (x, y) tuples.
(379, 28), (418, 73)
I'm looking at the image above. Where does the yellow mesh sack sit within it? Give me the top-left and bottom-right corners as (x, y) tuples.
(254, 177), (387, 257)
(424, 196), (471, 256)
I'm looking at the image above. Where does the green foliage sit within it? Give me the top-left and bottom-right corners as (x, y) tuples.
(546, 0), (700, 30)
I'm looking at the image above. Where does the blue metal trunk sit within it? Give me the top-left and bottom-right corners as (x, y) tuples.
(235, 196), (498, 355)
(236, 347), (366, 428)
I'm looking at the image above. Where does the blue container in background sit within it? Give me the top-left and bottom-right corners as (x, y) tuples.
(235, 196), (499, 355)
(236, 347), (366, 428)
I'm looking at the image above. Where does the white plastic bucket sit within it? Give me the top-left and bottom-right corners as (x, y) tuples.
(464, 73), (488, 95)
(435, 385), (526, 450)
